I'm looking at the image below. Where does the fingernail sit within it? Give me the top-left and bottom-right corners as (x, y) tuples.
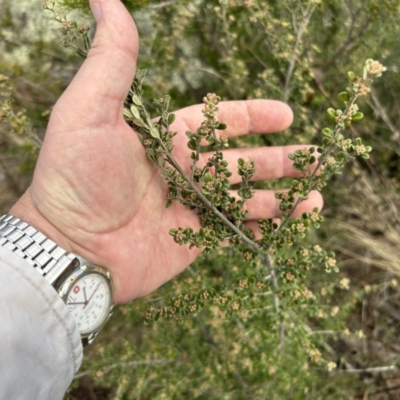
(90, 2), (102, 23)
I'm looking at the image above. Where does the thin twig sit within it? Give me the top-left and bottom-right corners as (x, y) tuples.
(336, 365), (396, 374)
(161, 142), (261, 252)
(264, 254), (280, 313)
(264, 253), (284, 347)
(368, 89), (400, 141)
(283, 1), (317, 102)
(148, 1), (176, 9)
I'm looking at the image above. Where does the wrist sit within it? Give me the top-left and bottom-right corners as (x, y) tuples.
(10, 188), (75, 254)
(1, 208), (115, 345)
(9, 188), (123, 304)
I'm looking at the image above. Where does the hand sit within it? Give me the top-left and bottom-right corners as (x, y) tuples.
(10, 0), (322, 304)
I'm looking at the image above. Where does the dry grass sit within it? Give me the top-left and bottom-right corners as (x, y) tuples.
(328, 165), (400, 277)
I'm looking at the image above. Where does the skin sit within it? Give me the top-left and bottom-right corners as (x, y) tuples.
(10, 0), (323, 305)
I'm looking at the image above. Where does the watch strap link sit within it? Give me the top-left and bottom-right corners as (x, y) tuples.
(0, 214), (79, 285)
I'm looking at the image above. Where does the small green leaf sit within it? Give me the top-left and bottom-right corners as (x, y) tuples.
(132, 94), (142, 106)
(153, 98), (161, 107)
(145, 148), (155, 158)
(187, 139), (196, 150)
(322, 128), (333, 138)
(123, 107), (133, 119)
(150, 127), (160, 139)
(162, 111), (168, 122)
(327, 108), (336, 119)
(294, 150), (302, 157)
(337, 152), (346, 162)
(130, 105), (141, 120)
(363, 65), (368, 80)
(133, 118), (147, 128)
(347, 71), (356, 82)
(204, 172), (213, 182)
(338, 92), (350, 102)
(216, 122), (227, 130)
(146, 117), (153, 128)
(164, 95), (171, 110)
(157, 156), (165, 168)
(168, 113), (176, 125)
(352, 112), (364, 121)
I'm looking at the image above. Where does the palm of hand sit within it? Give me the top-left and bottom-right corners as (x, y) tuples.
(28, 102), (206, 304)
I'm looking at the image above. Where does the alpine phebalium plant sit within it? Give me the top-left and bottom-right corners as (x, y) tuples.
(121, 59), (386, 369)
(17, 0), (388, 371)
(2, 1), (391, 398)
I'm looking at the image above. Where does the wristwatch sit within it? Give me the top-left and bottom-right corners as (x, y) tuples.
(0, 214), (114, 346)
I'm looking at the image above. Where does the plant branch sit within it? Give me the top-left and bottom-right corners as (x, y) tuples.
(368, 89), (400, 142)
(283, 1), (317, 102)
(264, 253), (284, 346)
(159, 141), (261, 252)
(148, 1), (176, 9)
(272, 92), (360, 237)
(336, 365), (396, 374)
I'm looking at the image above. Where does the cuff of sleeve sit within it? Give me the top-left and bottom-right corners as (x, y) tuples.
(0, 247), (83, 374)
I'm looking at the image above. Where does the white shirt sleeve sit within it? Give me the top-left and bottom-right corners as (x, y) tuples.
(0, 246), (83, 400)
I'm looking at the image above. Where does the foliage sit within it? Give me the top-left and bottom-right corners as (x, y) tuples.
(1, 0), (400, 399)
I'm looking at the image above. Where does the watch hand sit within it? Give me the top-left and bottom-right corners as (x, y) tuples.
(83, 287), (88, 303)
(67, 301), (87, 305)
(84, 282), (101, 309)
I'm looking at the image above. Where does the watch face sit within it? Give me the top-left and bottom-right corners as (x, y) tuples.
(65, 272), (113, 336)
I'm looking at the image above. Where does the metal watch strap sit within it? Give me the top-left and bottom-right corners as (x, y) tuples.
(0, 214), (79, 286)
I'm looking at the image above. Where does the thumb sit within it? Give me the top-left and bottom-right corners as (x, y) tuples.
(53, 0), (139, 127)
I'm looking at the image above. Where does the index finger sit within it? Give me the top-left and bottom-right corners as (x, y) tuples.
(174, 99), (293, 138)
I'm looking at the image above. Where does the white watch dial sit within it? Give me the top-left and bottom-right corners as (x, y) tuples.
(66, 272), (112, 335)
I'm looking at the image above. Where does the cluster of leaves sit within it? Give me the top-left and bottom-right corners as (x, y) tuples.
(278, 59), (386, 220)
(121, 60), (385, 377)
(124, 60), (385, 261)
(0, 74), (41, 176)
(43, 0), (91, 58)
(125, 72), (260, 254)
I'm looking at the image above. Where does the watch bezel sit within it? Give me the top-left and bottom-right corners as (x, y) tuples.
(56, 263), (114, 346)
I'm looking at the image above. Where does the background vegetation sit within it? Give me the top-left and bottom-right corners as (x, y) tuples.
(1, 0), (400, 399)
